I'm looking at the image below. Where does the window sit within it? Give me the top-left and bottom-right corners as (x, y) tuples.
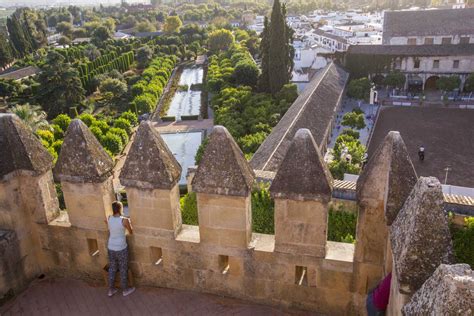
(295, 266), (308, 286)
(424, 37), (434, 45)
(453, 60), (460, 69)
(218, 255), (230, 275)
(433, 60), (440, 69)
(407, 38), (417, 45)
(87, 239), (99, 256)
(414, 59), (420, 69)
(460, 36), (470, 44)
(442, 37), (452, 45)
(150, 247), (163, 266)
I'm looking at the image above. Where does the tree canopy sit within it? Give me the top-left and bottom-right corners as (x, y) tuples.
(208, 29), (235, 52)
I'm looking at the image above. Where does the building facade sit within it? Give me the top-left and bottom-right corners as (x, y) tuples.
(382, 8), (474, 46)
(346, 44), (474, 91)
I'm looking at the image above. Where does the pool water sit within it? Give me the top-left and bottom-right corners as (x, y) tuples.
(166, 66), (203, 118)
(161, 131), (203, 185)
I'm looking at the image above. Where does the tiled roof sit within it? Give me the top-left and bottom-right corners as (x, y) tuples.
(250, 62), (349, 172)
(313, 28), (348, 44)
(254, 175), (474, 207)
(0, 66), (40, 81)
(383, 8), (474, 38)
(347, 44), (474, 57)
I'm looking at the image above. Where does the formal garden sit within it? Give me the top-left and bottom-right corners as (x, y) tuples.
(0, 4), (472, 263)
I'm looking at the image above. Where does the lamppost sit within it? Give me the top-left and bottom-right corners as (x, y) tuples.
(444, 166), (452, 185)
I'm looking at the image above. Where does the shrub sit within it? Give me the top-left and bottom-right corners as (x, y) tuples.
(51, 124), (64, 140)
(109, 127), (129, 145)
(52, 114), (71, 131)
(113, 118), (132, 135)
(232, 61), (259, 87)
(131, 81), (147, 96)
(91, 120), (110, 134)
(251, 184), (275, 234)
(347, 78), (371, 101)
(329, 159), (361, 180)
(341, 112), (366, 130)
(40, 139), (49, 148)
(78, 113), (96, 127)
(102, 132), (123, 155)
(36, 129), (54, 145)
(51, 140), (63, 155)
(89, 126), (104, 140)
(194, 138), (209, 165)
(450, 216), (474, 268)
(55, 184), (66, 210)
(132, 94), (156, 114)
(341, 129), (360, 139)
(104, 148), (115, 160)
(180, 192), (198, 225)
(120, 111), (138, 126)
(327, 205), (357, 243)
(47, 146), (58, 162)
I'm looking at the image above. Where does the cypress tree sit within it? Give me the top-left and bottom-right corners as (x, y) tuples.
(258, 16), (270, 93)
(0, 32), (14, 69)
(282, 3), (295, 81)
(268, 0), (290, 95)
(7, 16), (32, 57)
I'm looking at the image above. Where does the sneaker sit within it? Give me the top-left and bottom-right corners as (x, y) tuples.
(123, 287), (136, 297)
(108, 288), (118, 297)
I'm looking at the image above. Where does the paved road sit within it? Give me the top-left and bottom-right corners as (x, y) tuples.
(1, 278), (314, 315)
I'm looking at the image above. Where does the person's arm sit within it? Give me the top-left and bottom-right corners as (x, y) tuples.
(122, 217), (133, 235)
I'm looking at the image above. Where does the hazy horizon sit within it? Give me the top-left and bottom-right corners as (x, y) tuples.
(0, 0), (148, 7)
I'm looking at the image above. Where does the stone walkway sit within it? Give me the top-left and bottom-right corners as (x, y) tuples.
(1, 278), (314, 315)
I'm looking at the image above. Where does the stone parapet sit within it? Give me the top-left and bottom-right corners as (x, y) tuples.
(1, 119), (471, 315)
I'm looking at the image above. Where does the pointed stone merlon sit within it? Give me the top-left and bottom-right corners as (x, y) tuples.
(402, 264), (473, 315)
(119, 121), (182, 236)
(192, 126), (254, 248)
(270, 129), (332, 257)
(352, 131), (417, 296)
(390, 177), (453, 296)
(54, 119), (115, 231)
(0, 114), (59, 224)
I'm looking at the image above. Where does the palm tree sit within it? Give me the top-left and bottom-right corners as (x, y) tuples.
(9, 103), (50, 132)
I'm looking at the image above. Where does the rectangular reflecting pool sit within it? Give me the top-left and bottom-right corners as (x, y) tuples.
(160, 131), (203, 185)
(166, 66), (203, 118)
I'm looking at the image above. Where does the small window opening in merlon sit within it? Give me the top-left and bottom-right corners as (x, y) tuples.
(218, 255), (230, 275)
(87, 239), (99, 257)
(295, 266), (308, 286)
(150, 247), (163, 266)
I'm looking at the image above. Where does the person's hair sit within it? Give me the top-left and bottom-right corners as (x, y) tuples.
(112, 201), (123, 215)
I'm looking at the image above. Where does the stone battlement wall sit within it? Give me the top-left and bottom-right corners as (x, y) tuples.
(0, 114), (472, 314)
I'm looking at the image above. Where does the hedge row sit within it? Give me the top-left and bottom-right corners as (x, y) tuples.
(207, 44), (255, 93)
(130, 56), (177, 115)
(78, 51), (134, 90)
(36, 111), (138, 162)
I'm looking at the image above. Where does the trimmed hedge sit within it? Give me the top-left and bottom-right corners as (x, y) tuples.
(181, 115), (199, 120)
(131, 56), (177, 115)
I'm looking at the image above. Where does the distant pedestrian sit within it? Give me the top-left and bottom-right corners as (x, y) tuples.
(106, 201), (135, 297)
(418, 145), (425, 161)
